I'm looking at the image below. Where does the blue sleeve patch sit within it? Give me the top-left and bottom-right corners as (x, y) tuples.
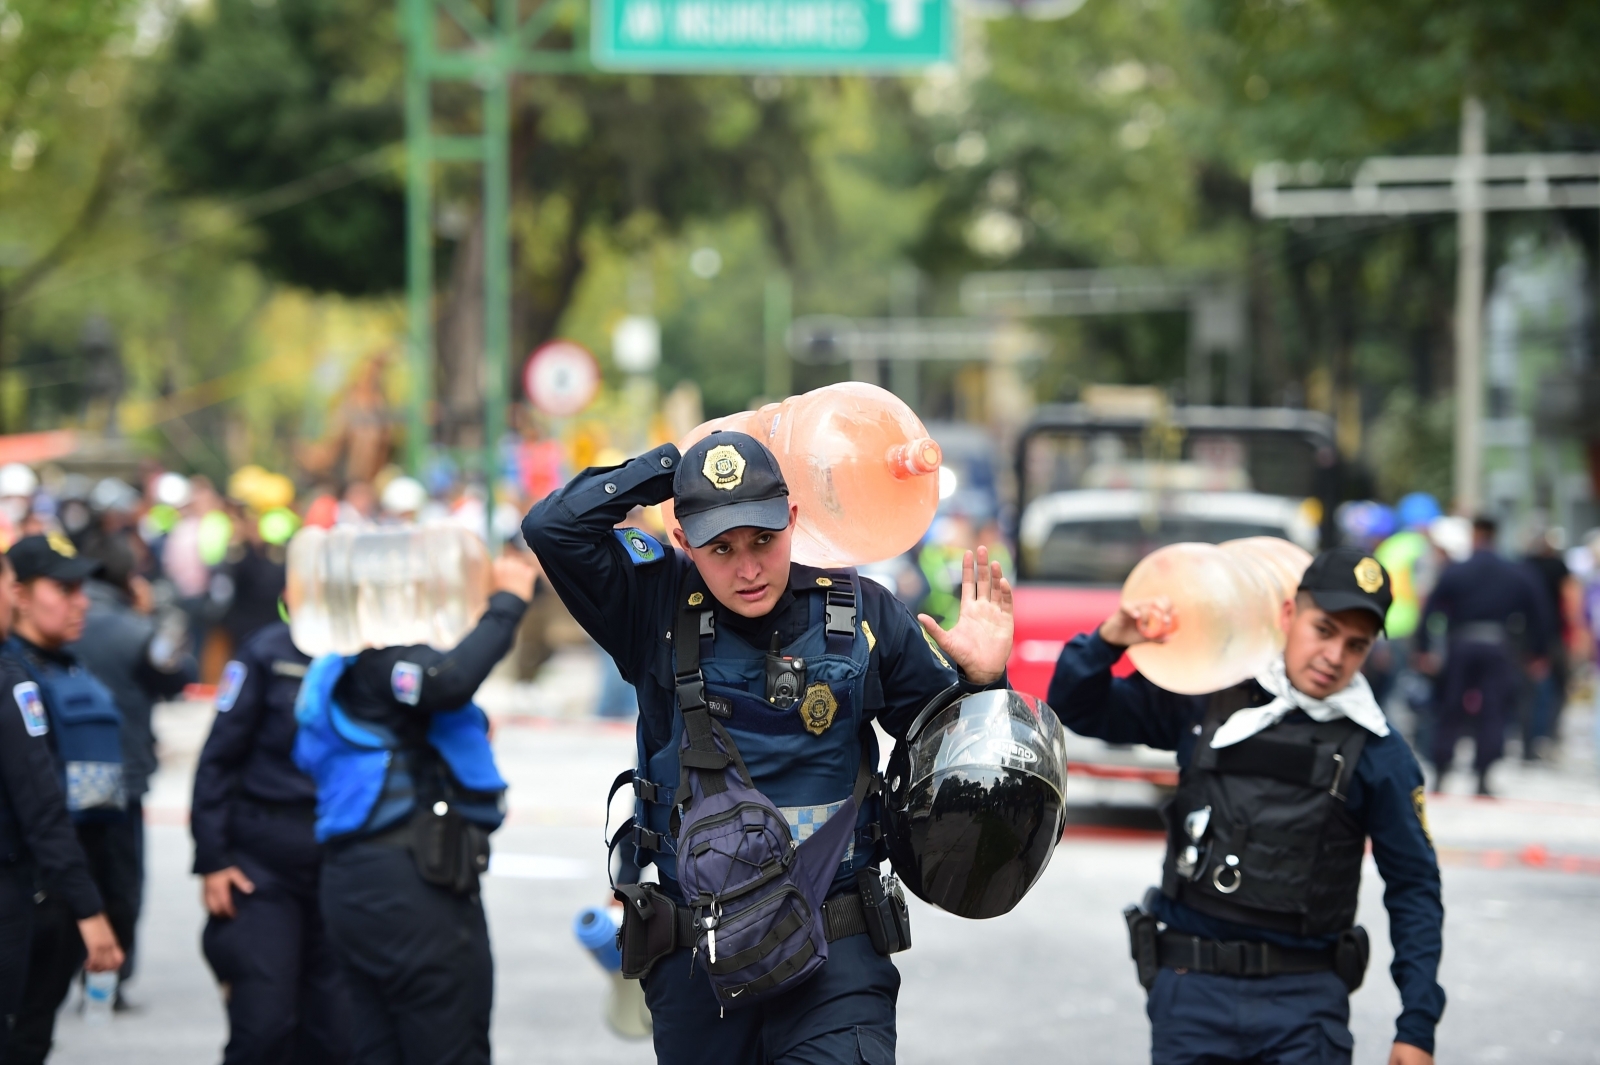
(614, 527), (666, 565)
(216, 661), (248, 712)
(14, 682), (47, 737)
(391, 661), (423, 706)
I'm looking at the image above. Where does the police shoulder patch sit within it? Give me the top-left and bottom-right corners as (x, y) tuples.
(1411, 785), (1432, 845)
(216, 661), (248, 712)
(614, 527), (666, 566)
(391, 661), (423, 706)
(921, 626), (951, 669)
(14, 682), (46, 737)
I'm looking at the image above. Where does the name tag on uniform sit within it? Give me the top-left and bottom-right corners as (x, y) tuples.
(271, 660), (308, 679)
(216, 661), (248, 712)
(392, 661), (423, 706)
(14, 682), (47, 737)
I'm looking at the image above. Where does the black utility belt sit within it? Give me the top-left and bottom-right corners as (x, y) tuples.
(235, 797), (317, 822)
(1156, 932), (1336, 977)
(348, 804), (491, 896)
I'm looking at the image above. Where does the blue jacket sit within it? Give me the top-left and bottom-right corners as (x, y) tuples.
(522, 442), (1003, 895)
(1049, 630), (1446, 1054)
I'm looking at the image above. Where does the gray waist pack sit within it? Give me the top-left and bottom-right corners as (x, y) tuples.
(672, 612), (870, 1009)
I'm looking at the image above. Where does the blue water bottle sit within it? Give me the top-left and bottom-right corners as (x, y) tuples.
(573, 905), (650, 1038)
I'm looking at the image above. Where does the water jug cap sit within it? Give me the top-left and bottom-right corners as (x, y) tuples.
(1298, 547), (1392, 628)
(673, 432), (791, 548)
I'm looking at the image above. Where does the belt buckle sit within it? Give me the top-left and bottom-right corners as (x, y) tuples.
(1216, 941), (1243, 975)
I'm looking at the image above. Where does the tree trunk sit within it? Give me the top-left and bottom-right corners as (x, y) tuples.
(435, 214), (486, 453)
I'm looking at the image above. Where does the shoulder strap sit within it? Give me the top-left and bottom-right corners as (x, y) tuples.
(821, 570), (857, 658)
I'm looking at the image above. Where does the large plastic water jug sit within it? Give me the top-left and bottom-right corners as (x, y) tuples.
(1120, 536), (1312, 694)
(284, 525), (491, 657)
(661, 383), (943, 568)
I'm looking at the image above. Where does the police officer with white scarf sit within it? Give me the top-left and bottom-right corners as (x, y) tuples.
(1049, 548), (1444, 1065)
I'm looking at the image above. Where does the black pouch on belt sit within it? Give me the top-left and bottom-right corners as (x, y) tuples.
(856, 868), (912, 956)
(1123, 900), (1160, 991)
(614, 882), (681, 980)
(411, 801), (490, 895)
(1333, 925), (1370, 992)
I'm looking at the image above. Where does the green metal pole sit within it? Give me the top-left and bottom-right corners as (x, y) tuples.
(403, 0), (433, 474)
(763, 273), (792, 400)
(481, 73), (511, 488)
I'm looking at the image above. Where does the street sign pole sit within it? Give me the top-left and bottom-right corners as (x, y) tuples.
(401, 0), (589, 482)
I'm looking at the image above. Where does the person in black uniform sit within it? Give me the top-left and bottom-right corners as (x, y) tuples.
(0, 547), (124, 1061)
(192, 621), (350, 1064)
(1416, 515), (1554, 795)
(305, 554), (535, 1065)
(1050, 548), (1444, 1065)
(522, 432), (1014, 1065)
(2, 537), (128, 1065)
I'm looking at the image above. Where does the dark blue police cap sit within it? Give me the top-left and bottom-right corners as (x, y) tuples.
(673, 431), (790, 549)
(1298, 546), (1392, 629)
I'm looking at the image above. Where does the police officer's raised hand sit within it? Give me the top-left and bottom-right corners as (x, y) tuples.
(77, 914), (125, 973)
(203, 866), (256, 919)
(492, 555), (537, 602)
(1098, 598), (1176, 648)
(918, 545), (1013, 685)
(1389, 1043), (1432, 1065)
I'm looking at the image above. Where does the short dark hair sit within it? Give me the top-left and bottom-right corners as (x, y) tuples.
(1472, 514), (1498, 537)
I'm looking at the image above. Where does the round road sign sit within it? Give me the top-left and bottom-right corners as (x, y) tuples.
(523, 340), (600, 417)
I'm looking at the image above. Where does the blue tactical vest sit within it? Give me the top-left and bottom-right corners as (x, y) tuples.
(7, 638), (126, 824)
(627, 568), (877, 892)
(292, 654), (507, 843)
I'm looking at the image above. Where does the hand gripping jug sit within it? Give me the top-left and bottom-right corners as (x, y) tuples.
(662, 382), (943, 568)
(1119, 536), (1312, 695)
(284, 525), (492, 657)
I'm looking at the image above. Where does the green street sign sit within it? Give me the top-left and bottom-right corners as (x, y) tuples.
(592, 0), (953, 71)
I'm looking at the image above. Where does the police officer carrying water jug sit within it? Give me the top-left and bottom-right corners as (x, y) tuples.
(293, 554), (536, 1065)
(2, 534), (131, 1065)
(0, 545), (124, 1063)
(522, 431), (1015, 1065)
(192, 620), (350, 1065)
(1050, 548), (1444, 1065)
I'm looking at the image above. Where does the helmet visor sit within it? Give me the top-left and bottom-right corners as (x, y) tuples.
(905, 689), (1067, 801)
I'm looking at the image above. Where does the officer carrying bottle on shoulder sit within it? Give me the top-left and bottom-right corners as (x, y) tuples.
(522, 431), (1015, 1065)
(192, 619), (350, 1065)
(1049, 548), (1445, 1065)
(293, 552), (535, 1065)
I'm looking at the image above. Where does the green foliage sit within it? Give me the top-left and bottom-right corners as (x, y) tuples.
(1368, 388), (1453, 503)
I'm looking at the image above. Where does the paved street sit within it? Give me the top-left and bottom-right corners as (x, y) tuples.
(45, 675), (1600, 1065)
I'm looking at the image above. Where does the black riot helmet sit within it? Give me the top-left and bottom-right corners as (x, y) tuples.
(882, 687), (1068, 919)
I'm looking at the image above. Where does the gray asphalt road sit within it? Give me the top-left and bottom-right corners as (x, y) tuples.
(45, 697), (1600, 1065)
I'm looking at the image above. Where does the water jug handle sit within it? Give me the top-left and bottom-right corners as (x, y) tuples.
(886, 438), (942, 480)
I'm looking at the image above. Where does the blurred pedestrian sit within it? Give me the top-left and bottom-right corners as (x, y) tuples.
(71, 534), (197, 1002)
(1522, 529), (1575, 761)
(192, 621), (350, 1065)
(0, 547), (126, 1063)
(297, 555), (534, 1065)
(1417, 516), (1555, 795)
(3, 535), (129, 1064)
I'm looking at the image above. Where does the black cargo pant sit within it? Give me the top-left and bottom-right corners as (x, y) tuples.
(203, 804), (351, 1065)
(5, 892), (83, 1065)
(320, 842), (492, 1065)
(0, 865), (35, 1063)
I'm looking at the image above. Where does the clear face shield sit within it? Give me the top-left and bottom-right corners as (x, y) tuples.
(884, 689), (1069, 919)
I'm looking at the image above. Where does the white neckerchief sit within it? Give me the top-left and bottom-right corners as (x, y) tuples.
(1210, 654), (1391, 748)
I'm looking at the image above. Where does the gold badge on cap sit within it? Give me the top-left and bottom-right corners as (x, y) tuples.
(46, 531), (77, 558)
(702, 444), (746, 491)
(799, 682), (838, 736)
(687, 592), (704, 607)
(1354, 557), (1384, 594)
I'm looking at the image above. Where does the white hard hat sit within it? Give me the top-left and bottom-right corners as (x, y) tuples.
(0, 463), (37, 499)
(155, 471), (193, 508)
(380, 476), (427, 515)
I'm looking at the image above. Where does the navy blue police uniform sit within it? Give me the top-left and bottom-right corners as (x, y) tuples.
(523, 433), (1002, 1065)
(192, 622), (350, 1065)
(1417, 544), (1554, 788)
(297, 591), (526, 1065)
(1048, 550), (1445, 1064)
(0, 650), (107, 1062)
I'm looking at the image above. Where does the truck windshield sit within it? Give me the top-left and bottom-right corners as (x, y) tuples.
(1033, 516), (1290, 584)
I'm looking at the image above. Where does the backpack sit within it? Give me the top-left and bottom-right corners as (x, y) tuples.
(670, 601), (872, 1010)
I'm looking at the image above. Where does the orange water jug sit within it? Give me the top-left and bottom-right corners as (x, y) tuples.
(1119, 537), (1312, 694)
(285, 525), (492, 656)
(661, 383), (943, 568)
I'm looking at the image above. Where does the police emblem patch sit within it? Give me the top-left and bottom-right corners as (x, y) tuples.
(1354, 557), (1385, 594)
(1411, 785), (1432, 844)
(921, 626), (950, 669)
(613, 527), (664, 566)
(14, 682), (46, 737)
(815, 577), (833, 587)
(687, 592), (704, 606)
(46, 531), (77, 558)
(391, 661), (423, 706)
(216, 661), (248, 712)
(799, 683), (838, 736)
(702, 444), (746, 491)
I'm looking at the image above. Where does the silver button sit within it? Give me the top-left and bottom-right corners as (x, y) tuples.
(661, 456), (673, 468)
(604, 483), (617, 494)
(433, 801), (449, 815)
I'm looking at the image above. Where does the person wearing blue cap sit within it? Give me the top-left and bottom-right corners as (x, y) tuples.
(522, 430), (1014, 1065)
